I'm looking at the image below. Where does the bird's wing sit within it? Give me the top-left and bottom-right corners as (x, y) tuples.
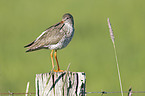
(25, 22), (66, 51)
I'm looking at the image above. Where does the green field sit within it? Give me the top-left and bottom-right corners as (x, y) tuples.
(0, 0), (145, 96)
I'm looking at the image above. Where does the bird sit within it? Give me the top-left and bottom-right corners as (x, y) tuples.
(24, 13), (74, 72)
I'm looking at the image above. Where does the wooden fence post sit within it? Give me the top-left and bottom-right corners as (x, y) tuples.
(35, 71), (86, 96)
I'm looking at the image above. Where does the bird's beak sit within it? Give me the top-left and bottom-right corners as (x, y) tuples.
(60, 21), (64, 24)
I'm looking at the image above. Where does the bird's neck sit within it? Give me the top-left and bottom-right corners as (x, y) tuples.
(65, 22), (73, 28)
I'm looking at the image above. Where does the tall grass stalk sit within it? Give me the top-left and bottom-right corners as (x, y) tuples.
(107, 18), (123, 96)
(25, 82), (30, 96)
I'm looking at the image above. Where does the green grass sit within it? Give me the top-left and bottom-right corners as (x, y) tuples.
(0, 0), (145, 96)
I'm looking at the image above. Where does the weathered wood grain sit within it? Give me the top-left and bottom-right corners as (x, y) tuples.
(36, 71), (86, 96)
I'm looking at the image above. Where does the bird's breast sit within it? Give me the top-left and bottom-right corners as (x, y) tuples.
(63, 23), (74, 36)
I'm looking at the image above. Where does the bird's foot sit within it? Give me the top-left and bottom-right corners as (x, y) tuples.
(53, 69), (64, 72)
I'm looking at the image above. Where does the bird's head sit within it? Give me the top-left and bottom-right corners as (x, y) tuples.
(61, 13), (74, 26)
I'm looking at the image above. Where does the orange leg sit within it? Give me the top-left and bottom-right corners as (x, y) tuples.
(50, 50), (55, 71)
(54, 50), (63, 72)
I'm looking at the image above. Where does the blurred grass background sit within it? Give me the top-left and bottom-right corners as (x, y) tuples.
(0, 0), (145, 96)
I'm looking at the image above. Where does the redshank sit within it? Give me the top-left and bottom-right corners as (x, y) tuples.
(24, 13), (74, 72)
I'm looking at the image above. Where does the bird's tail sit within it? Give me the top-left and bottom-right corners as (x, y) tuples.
(24, 41), (46, 52)
(25, 47), (44, 52)
(24, 41), (35, 48)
